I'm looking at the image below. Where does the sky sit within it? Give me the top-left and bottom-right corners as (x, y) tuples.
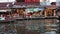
(0, 0), (56, 2)
(0, 0), (15, 2)
(56, 0), (60, 6)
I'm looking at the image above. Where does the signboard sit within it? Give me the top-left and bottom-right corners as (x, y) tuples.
(25, 8), (34, 13)
(34, 8), (39, 12)
(29, 8), (34, 11)
(29, 8), (39, 12)
(25, 9), (30, 13)
(25, 8), (39, 13)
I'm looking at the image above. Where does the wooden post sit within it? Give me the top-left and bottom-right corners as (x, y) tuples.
(44, 11), (47, 17)
(40, 11), (43, 15)
(54, 10), (56, 16)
